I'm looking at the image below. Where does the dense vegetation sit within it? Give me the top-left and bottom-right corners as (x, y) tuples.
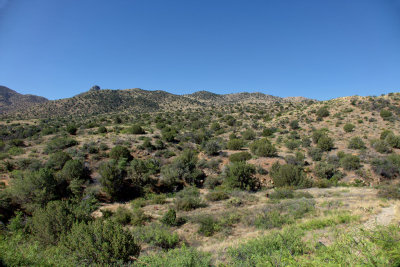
(1, 90), (400, 266)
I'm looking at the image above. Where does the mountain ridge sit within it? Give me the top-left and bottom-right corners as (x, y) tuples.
(0, 86), (48, 114)
(1, 86), (315, 118)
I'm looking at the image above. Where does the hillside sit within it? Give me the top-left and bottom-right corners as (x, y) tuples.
(2, 88), (314, 119)
(0, 86), (48, 114)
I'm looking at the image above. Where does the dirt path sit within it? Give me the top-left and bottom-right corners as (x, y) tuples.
(364, 204), (397, 229)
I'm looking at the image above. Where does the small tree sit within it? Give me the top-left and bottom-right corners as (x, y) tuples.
(224, 162), (258, 191)
(99, 161), (125, 199)
(31, 200), (74, 246)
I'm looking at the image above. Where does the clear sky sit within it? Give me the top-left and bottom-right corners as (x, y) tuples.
(0, 0), (400, 100)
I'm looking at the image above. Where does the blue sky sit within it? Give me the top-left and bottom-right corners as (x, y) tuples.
(0, 0), (400, 100)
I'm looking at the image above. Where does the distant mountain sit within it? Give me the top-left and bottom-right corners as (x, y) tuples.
(2, 87), (315, 118)
(0, 86), (48, 114)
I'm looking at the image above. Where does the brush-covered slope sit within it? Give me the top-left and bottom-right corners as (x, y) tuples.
(9, 88), (205, 118)
(0, 86), (48, 113)
(4, 88), (315, 118)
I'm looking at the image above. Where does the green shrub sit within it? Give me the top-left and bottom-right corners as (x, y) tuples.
(343, 123), (355, 133)
(290, 120), (300, 130)
(66, 125), (77, 135)
(46, 152), (72, 171)
(380, 109), (392, 120)
(161, 150), (204, 188)
(44, 137), (78, 154)
(380, 130), (393, 140)
(162, 127), (177, 142)
(138, 246), (211, 266)
(262, 127), (276, 137)
(385, 134), (400, 148)
(312, 129), (329, 144)
(205, 190), (230, 201)
(316, 107), (330, 118)
(226, 139), (244, 150)
(371, 139), (392, 154)
(242, 129), (256, 140)
(97, 126), (107, 133)
(348, 137), (366, 149)
(203, 176), (222, 189)
(227, 227), (306, 266)
(127, 124), (145, 134)
(229, 152), (252, 162)
(270, 162), (310, 187)
(249, 138), (277, 157)
(135, 223), (179, 249)
(160, 208), (185, 226)
(112, 206), (132, 225)
(377, 184), (400, 199)
(58, 160), (89, 182)
(371, 154), (400, 178)
(308, 147), (323, 161)
(9, 168), (58, 212)
(30, 200), (75, 246)
(339, 154), (361, 170)
(130, 207), (151, 226)
(197, 216), (220, 237)
(314, 162), (337, 179)
(203, 140), (221, 156)
(317, 135), (334, 151)
(99, 160), (125, 199)
(61, 220), (140, 265)
(224, 162), (258, 191)
(109, 145), (132, 161)
(268, 188), (294, 199)
(285, 139), (301, 151)
(174, 187), (205, 211)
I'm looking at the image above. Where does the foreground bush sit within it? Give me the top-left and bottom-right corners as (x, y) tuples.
(61, 220), (140, 265)
(137, 246), (212, 267)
